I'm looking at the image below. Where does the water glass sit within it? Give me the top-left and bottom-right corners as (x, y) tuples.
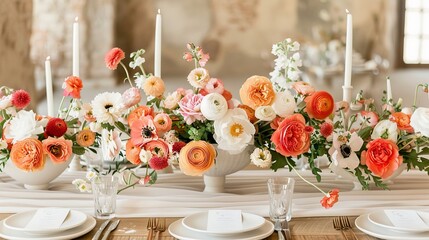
(92, 175), (118, 219)
(267, 177), (295, 222)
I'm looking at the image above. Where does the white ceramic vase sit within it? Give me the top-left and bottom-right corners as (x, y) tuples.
(203, 145), (253, 193)
(3, 157), (72, 190)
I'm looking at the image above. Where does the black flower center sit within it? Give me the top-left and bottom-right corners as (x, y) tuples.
(142, 126), (154, 138)
(340, 144), (351, 158)
(105, 104), (113, 110)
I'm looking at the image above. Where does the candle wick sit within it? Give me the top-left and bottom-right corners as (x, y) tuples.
(75, 16), (79, 22)
(46, 56), (51, 61)
(158, 9), (161, 14)
(345, 9), (350, 14)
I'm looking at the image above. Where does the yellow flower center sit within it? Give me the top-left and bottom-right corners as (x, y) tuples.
(230, 123), (244, 137)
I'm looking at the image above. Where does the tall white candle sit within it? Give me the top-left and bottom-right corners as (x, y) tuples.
(73, 17), (79, 77)
(45, 56), (54, 116)
(343, 9), (353, 102)
(386, 77), (392, 103)
(154, 9), (162, 77)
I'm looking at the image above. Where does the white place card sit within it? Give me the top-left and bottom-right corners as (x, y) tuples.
(384, 210), (428, 229)
(26, 208), (70, 230)
(207, 210), (243, 232)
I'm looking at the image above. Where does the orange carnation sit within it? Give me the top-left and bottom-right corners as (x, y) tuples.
(143, 76), (165, 97)
(305, 91), (334, 119)
(239, 75), (275, 109)
(126, 139), (141, 165)
(179, 141), (216, 176)
(127, 106), (153, 126)
(389, 112), (413, 132)
(42, 137), (73, 164)
(10, 138), (44, 171)
(76, 129), (96, 147)
(63, 76), (83, 99)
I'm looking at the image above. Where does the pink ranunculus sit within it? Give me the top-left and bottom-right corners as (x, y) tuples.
(292, 81), (315, 96)
(360, 111), (379, 127)
(199, 78), (225, 96)
(154, 113), (172, 135)
(143, 139), (170, 158)
(178, 93), (205, 124)
(122, 87), (141, 108)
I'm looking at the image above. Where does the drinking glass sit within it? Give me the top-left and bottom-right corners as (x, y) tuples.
(92, 175), (118, 219)
(267, 177), (295, 222)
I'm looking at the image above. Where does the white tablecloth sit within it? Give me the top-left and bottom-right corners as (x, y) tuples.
(1, 169), (429, 218)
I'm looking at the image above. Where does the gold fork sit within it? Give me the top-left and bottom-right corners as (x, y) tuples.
(340, 216), (358, 240)
(154, 218), (167, 240)
(333, 217), (348, 240)
(147, 218), (157, 240)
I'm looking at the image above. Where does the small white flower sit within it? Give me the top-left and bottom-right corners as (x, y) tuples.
(129, 57), (145, 69)
(86, 171), (97, 181)
(255, 106), (276, 121)
(250, 148), (272, 168)
(163, 130), (179, 144)
(272, 91), (296, 118)
(200, 93), (228, 120)
(139, 149), (153, 164)
(78, 183), (92, 193)
(135, 75), (147, 89)
(91, 92), (123, 125)
(4, 110), (45, 143)
(72, 179), (86, 186)
(100, 129), (122, 160)
(371, 120), (398, 143)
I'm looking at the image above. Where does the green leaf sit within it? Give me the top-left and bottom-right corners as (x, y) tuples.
(358, 126), (373, 140)
(72, 146), (86, 155)
(114, 121), (127, 133)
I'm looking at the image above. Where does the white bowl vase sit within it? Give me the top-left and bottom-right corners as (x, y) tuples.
(3, 156), (72, 190)
(203, 145), (253, 193)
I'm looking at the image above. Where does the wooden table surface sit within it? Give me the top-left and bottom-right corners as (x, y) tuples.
(0, 214), (378, 240)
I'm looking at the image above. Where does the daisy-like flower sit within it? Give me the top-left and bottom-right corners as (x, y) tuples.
(214, 108), (256, 154)
(78, 182), (92, 193)
(91, 92), (123, 125)
(250, 148), (272, 168)
(328, 132), (363, 169)
(86, 171), (97, 181)
(4, 110), (45, 143)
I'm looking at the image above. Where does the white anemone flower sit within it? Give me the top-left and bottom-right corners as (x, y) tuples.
(214, 108), (256, 154)
(328, 132), (363, 169)
(4, 110), (45, 143)
(91, 92), (123, 125)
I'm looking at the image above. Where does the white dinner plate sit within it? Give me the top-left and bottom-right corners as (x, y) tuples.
(0, 214), (96, 240)
(3, 209), (87, 235)
(169, 219), (274, 240)
(355, 214), (429, 240)
(368, 210), (429, 233)
(182, 211), (265, 235)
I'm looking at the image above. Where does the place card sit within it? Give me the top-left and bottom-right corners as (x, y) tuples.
(26, 208), (70, 230)
(207, 210), (243, 232)
(384, 210), (428, 229)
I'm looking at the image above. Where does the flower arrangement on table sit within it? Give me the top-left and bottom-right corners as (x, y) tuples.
(0, 77), (95, 174)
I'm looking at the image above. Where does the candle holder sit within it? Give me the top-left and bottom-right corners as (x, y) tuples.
(342, 85), (353, 103)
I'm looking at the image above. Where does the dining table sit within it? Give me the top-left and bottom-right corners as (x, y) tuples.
(0, 167), (428, 239)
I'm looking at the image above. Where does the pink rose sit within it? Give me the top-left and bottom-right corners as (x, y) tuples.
(122, 87), (141, 108)
(178, 93), (205, 124)
(199, 78), (225, 96)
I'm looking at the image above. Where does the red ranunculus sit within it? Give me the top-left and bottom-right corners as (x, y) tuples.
(305, 91), (334, 119)
(320, 189), (340, 209)
(362, 138), (403, 179)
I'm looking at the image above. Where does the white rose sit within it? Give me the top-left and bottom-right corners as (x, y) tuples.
(371, 120), (398, 143)
(411, 107), (429, 137)
(139, 149), (153, 164)
(272, 91), (296, 117)
(250, 148), (272, 168)
(255, 106), (276, 121)
(200, 93), (228, 120)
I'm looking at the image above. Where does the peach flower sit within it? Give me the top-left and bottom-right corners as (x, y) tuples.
(143, 76), (165, 97)
(239, 75), (275, 109)
(271, 114), (312, 157)
(130, 116), (158, 147)
(320, 189), (340, 209)
(126, 139), (141, 165)
(144, 139), (169, 158)
(76, 129), (96, 147)
(154, 113), (172, 135)
(305, 91), (334, 120)
(389, 112), (413, 132)
(105, 47), (125, 70)
(10, 138), (44, 171)
(63, 76), (83, 99)
(127, 106), (154, 126)
(361, 138), (403, 179)
(292, 81), (315, 96)
(42, 137), (73, 164)
(187, 68), (210, 89)
(179, 141), (216, 176)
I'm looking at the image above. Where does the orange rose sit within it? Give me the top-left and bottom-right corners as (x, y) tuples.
(271, 114), (312, 157)
(126, 139), (141, 165)
(143, 76), (165, 97)
(305, 91), (334, 119)
(42, 137), (73, 164)
(238, 104), (257, 123)
(389, 112), (413, 132)
(362, 138), (403, 179)
(10, 138), (44, 171)
(239, 75), (275, 109)
(76, 129), (96, 147)
(179, 141), (216, 176)
(127, 106), (153, 126)
(63, 76), (83, 99)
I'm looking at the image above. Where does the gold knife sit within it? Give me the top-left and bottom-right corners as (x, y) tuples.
(92, 219), (111, 240)
(101, 219), (120, 240)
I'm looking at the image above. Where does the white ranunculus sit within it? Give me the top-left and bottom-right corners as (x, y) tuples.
(371, 120), (398, 143)
(214, 108), (256, 154)
(100, 129), (122, 160)
(4, 110), (45, 143)
(139, 149), (153, 164)
(272, 91), (296, 117)
(411, 107), (429, 137)
(255, 106), (276, 121)
(200, 93), (228, 120)
(0, 95), (12, 110)
(250, 148), (272, 168)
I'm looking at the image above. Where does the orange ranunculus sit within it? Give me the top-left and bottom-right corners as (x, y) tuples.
(42, 137), (73, 164)
(76, 129), (96, 147)
(305, 91), (334, 120)
(238, 104), (257, 123)
(239, 75), (275, 110)
(105, 47), (125, 70)
(10, 138), (44, 171)
(320, 189), (340, 209)
(126, 139), (141, 165)
(362, 138), (403, 179)
(144, 139), (169, 158)
(179, 141), (216, 176)
(143, 76), (165, 97)
(390, 112), (413, 132)
(153, 113), (172, 135)
(63, 76), (83, 99)
(292, 81), (315, 96)
(127, 105), (154, 126)
(271, 114), (312, 157)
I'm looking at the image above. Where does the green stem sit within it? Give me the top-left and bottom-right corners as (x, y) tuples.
(57, 96), (66, 117)
(139, 65), (147, 77)
(413, 84), (424, 111)
(117, 179), (140, 194)
(120, 62), (133, 88)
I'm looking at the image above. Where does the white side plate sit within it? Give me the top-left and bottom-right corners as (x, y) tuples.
(368, 210), (429, 233)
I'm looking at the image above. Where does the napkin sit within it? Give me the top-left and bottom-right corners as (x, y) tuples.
(207, 210), (243, 232)
(26, 208), (70, 230)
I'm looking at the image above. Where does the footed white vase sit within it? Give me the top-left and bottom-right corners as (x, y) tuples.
(203, 145), (253, 193)
(3, 157), (72, 190)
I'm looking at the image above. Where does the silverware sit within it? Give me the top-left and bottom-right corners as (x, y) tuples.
(154, 218), (166, 240)
(147, 218), (156, 240)
(340, 216), (358, 240)
(281, 220), (292, 240)
(333, 217), (348, 240)
(92, 219), (111, 240)
(101, 219), (120, 240)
